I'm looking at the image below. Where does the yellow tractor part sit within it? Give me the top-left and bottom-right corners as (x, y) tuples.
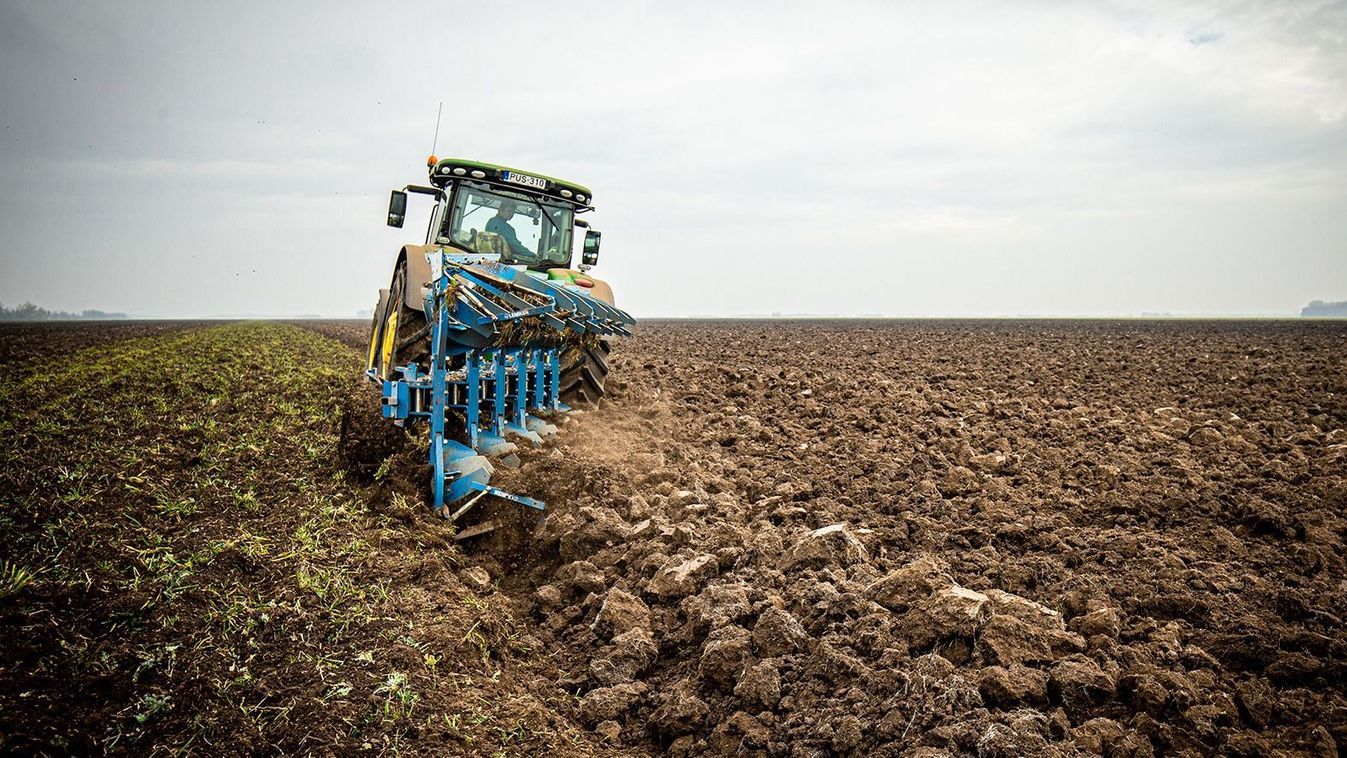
(377, 310), (399, 378)
(366, 326), (380, 371)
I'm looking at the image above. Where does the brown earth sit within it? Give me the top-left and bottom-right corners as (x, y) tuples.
(303, 318), (1347, 756)
(3, 318), (1345, 755)
(0, 320), (209, 370)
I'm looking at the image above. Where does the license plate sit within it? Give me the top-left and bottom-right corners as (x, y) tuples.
(501, 170), (547, 190)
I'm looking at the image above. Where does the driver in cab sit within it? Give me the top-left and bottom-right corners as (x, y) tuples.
(486, 200), (530, 258)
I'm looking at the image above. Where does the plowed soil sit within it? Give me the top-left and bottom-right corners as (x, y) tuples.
(304, 318), (1347, 756)
(3, 319), (1345, 756)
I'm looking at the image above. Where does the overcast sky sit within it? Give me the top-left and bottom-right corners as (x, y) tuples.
(1, 1), (1344, 318)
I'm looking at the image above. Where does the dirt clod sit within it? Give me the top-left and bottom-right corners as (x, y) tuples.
(593, 588), (651, 640)
(647, 553), (718, 598)
(978, 664), (1051, 707)
(462, 565), (492, 591)
(733, 658), (783, 708)
(751, 607), (811, 657)
(698, 625), (754, 689)
(897, 584), (991, 649)
(580, 682), (648, 726)
(1050, 656), (1118, 721)
(650, 682), (711, 737)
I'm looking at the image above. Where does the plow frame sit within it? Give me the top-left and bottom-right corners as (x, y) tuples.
(369, 249), (632, 519)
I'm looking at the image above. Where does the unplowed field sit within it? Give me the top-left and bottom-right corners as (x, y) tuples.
(2, 319), (1344, 756)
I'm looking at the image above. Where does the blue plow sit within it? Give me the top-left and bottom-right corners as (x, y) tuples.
(369, 251), (635, 522)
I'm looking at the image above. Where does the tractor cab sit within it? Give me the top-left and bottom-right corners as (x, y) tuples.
(386, 157), (602, 273)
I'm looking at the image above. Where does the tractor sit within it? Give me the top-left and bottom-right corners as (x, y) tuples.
(360, 156), (634, 520)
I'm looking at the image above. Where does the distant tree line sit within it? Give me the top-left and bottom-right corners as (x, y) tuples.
(0, 302), (127, 321)
(1302, 300), (1347, 318)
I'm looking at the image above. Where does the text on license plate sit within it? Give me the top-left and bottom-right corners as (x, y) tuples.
(501, 171), (546, 190)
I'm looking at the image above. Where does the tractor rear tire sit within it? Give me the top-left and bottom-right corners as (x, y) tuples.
(379, 259), (430, 376)
(559, 340), (610, 408)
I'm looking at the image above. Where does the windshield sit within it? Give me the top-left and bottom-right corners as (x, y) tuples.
(440, 182), (573, 267)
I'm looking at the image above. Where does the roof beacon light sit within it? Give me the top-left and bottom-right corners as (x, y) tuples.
(426, 154), (438, 167)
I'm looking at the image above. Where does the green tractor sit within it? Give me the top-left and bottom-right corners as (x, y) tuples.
(368, 156), (618, 407)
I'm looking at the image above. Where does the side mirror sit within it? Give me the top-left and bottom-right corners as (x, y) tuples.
(387, 190), (407, 228)
(582, 229), (601, 267)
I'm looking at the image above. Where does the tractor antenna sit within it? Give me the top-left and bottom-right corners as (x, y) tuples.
(431, 101), (443, 156)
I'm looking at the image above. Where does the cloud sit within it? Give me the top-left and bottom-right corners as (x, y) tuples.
(1186, 28), (1224, 45)
(1, 0), (1345, 318)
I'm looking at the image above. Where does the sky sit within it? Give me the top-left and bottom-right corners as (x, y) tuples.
(0, 0), (1344, 318)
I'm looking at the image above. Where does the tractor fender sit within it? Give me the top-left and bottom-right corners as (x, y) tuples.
(400, 244), (434, 309)
(585, 276), (616, 306)
(544, 268), (616, 305)
(402, 250), (616, 308)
